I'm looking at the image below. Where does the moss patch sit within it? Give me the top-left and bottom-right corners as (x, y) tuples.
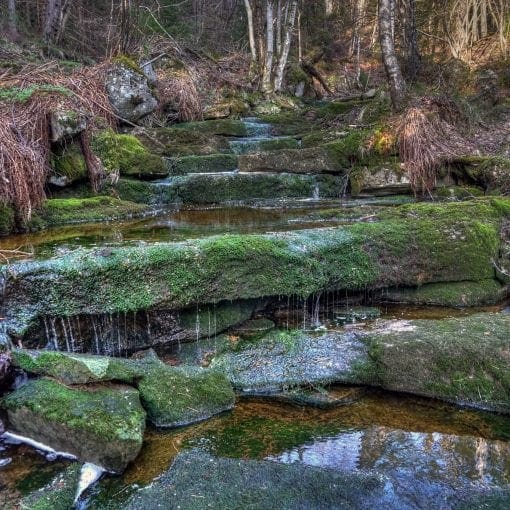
(92, 130), (168, 180)
(174, 119), (248, 137)
(0, 201), (15, 236)
(29, 196), (150, 229)
(169, 153), (238, 175)
(2, 378), (145, 472)
(50, 144), (87, 185)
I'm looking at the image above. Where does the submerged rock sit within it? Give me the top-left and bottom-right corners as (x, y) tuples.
(19, 463), (82, 510)
(2, 378), (145, 472)
(124, 449), (394, 510)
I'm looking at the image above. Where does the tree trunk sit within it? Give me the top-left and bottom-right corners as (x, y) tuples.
(6, 0), (19, 40)
(274, 0), (298, 91)
(244, 0), (258, 68)
(43, 0), (72, 44)
(402, 0), (420, 80)
(379, 0), (406, 111)
(262, 0), (275, 94)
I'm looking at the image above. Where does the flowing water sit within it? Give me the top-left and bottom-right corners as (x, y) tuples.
(0, 117), (509, 508)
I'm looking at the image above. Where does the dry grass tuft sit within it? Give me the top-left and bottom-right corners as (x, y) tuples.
(0, 63), (114, 224)
(397, 96), (472, 195)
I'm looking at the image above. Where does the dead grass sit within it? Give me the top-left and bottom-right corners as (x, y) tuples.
(397, 96), (473, 195)
(0, 63), (114, 224)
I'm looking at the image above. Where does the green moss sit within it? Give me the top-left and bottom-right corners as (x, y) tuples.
(434, 186), (485, 200)
(0, 201), (15, 236)
(20, 464), (81, 510)
(138, 364), (235, 427)
(169, 154), (238, 175)
(112, 55), (143, 75)
(92, 130), (168, 179)
(133, 127), (230, 157)
(324, 131), (369, 169)
(51, 144), (87, 183)
(174, 119), (248, 137)
(29, 196), (150, 228)
(362, 313), (510, 413)
(259, 110), (311, 136)
(113, 179), (168, 204)
(379, 280), (506, 307)
(0, 84), (71, 103)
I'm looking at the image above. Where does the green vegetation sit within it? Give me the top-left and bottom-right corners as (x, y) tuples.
(0, 84), (72, 103)
(174, 119), (248, 137)
(51, 144), (87, 184)
(169, 153), (238, 175)
(0, 201), (15, 235)
(29, 196), (150, 229)
(92, 130), (168, 179)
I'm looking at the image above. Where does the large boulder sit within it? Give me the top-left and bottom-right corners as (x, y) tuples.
(350, 164), (411, 196)
(12, 350), (235, 428)
(213, 312), (510, 414)
(2, 378), (146, 472)
(106, 64), (157, 122)
(50, 110), (87, 143)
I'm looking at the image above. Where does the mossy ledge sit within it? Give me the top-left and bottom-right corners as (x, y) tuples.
(1, 199), (508, 338)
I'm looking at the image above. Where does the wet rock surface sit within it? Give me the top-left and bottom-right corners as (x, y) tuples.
(2, 378), (145, 472)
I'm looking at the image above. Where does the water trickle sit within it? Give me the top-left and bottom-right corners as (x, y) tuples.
(60, 317), (71, 352)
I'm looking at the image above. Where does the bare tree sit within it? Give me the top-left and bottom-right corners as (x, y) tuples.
(379, 0), (406, 110)
(261, 0), (275, 93)
(274, 0), (298, 91)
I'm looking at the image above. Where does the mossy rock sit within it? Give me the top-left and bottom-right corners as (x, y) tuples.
(350, 162), (410, 196)
(168, 153), (238, 175)
(29, 196), (150, 229)
(138, 364), (235, 427)
(174, 119), (248, 137)
(229, 318), (275, 340)
(2, 199), (508, 331)
(230, 137), (300, 155)
(434, 185), (485, 200)
(360, 312), (510, 414)
(50, 144), (88, 187)
(124, 449), (393, 510)
(132, 127), (230, 157)
(2, 378), (146, 472)
(377, 280), (507, 307)
(239, 147), (339, 174)
(456, 156), (510, 193)
(92, 130), (168, 180)
(0, 201), (15, 236)
(19, 464), (81, 510)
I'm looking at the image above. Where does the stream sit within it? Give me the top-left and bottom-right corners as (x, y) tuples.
(0, 117), (509, 509)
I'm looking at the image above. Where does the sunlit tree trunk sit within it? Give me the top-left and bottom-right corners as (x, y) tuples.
(261, 0), (275, 93)
(274, 0), (298, 91)
(244, 0), (258, 71)
(379, 0), (406, 111)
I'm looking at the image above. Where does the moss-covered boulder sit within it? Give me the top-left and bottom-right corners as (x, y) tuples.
(12, 350), (235, 428)
(29, 196), (150, 229)
(137, 364), (235, 427)
(2, 378), (145, 472)
(131, 127), (230, 156)
(92, 130), (168, 180)
(2, 199), (508, 335)
(168, 153), (238, 175)
(229, 137), (300, 155)
(174, 119), (248, 137)
(212, 329), (367, 394)
(49, 144), (87, 187)
(239, 146), (338, 174)
(19, 463), (82, 510)
(377, 280), (507, 307)
(360, 312), (510, 414)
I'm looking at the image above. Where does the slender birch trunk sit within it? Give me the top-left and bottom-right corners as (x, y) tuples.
(262, 0), (275, 94)
(379, 0), (406, 111)
(274, 0), (298, 92)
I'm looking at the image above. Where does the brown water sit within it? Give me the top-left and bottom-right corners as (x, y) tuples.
(77, 392), (510, 508)
(0, 197), (411, 261)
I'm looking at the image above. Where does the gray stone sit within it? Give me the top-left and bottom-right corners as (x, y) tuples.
(50, 110), (88, 142)
(106, 64), (157, 122)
